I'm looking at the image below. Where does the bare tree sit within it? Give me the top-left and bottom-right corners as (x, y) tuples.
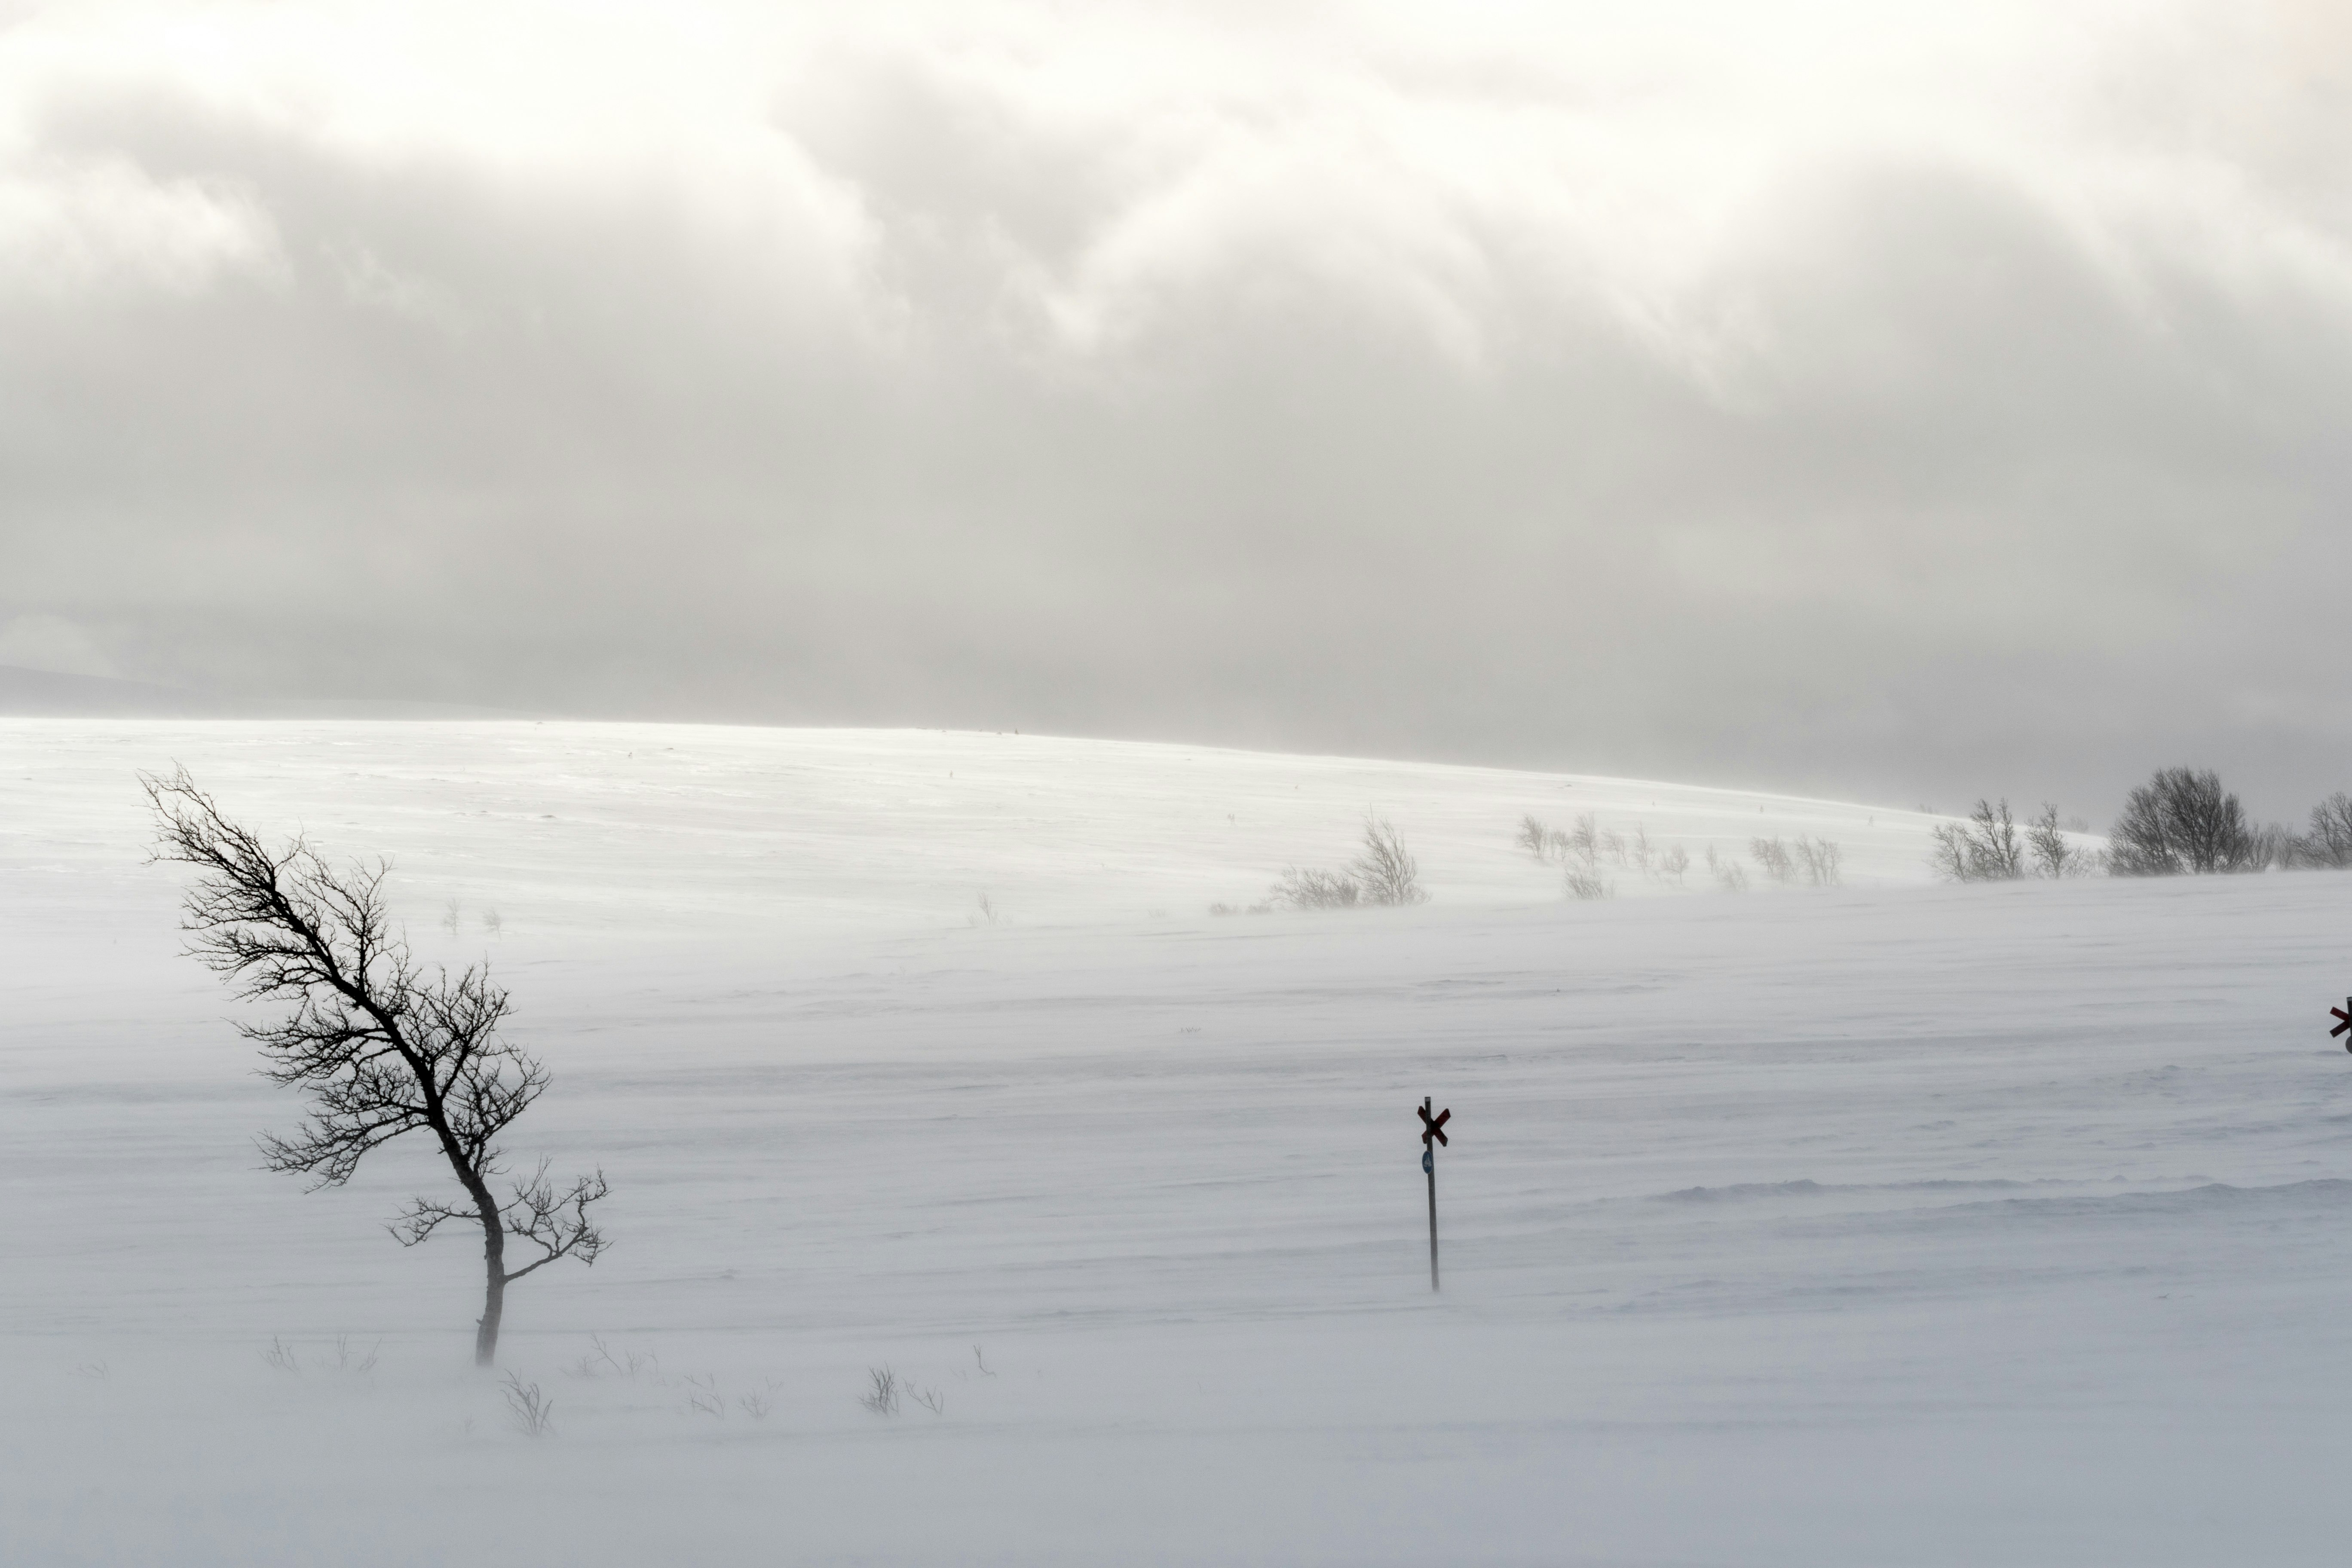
(2303, 793), (2352, 869)
(143, 768), (609, 1368)
(1791, 836), (1844, 887)
(1968, 800), (2026, 879)
(1515, 815), (1551, 861)
(1350, 815), (1429, 906)
(2247, 821), (2298, 871)
(1930, 799), (2027, 882)
(2026, 804), (2076, 878)
(1929, 822), (1972, 882)
(2108, 768), (2256, 875)
(1749, 836), (1796, 885)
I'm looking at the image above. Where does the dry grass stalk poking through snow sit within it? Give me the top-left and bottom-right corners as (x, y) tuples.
(502, 1374), (555, 1437)
(861, 1366), (901, 1415)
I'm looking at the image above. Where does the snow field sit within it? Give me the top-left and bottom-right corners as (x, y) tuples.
(3, 721), (2349, 1566)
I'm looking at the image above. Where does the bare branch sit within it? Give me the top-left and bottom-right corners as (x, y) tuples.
(499, 1163), (612, 1284)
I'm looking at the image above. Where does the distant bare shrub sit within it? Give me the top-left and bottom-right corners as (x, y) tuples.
(1599, 830), (1626, 866)
(1516, 815), (1551, 860)
(1660, 844), (1690, 885)
(861, 1366), (900, 1416)
(441, 900), (462, 936)
(2109, 769), (2257, 876)
(2303, 793), (2352, 869)
(1565, 813), (1599, 867)
(1273, 816), (1427, 909)
(263, 1335), (301, 1373)
(481, 908), (502, 937)
(2026, 804), (2082, 879)
(1208, 903), (1242, 916)
(1351, 816), (1429, 906)
(1932, 799), (2027, 882)
(1972, 800), (2025, 879)
(1928, 824), (1970, 882)
(2248, 822), (2298, 870)
(1272, 866), (1360, 909)
(1563, 867), (1613, 900)
(1715, 861), (1749, 893)
(1749, 837), (1797, 885)
(1792, 836), (1843, 887)
(1629, 825), (1654, 876)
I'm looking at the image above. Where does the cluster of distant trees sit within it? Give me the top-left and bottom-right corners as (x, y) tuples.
(1516, 812), (1691, 897)
(1936, 768), (2352, 882)
(1516, 813), (1840, 898)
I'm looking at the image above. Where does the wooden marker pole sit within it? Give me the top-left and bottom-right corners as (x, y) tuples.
(1418, 1096), (1450, 1292)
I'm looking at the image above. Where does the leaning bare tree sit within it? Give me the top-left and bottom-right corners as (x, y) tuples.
(144, 768), (609, 1367)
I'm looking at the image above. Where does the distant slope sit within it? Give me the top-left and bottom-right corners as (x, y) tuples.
(0, 665), (524, 720)
(0, 665), (235, 717)
(0, 720), (2002, 940)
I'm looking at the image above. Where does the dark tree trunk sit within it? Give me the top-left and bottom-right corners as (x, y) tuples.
(474, 1188), (508, 1367)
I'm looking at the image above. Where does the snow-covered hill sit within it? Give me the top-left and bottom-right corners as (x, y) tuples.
(3, 720), (1958, 943)
(2, 722), (2343, 1568)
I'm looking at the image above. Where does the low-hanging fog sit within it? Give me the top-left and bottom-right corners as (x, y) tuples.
(3, 0), (2348, 815)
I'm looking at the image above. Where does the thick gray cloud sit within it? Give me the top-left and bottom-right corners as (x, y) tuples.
(3, 0), (2349, 818)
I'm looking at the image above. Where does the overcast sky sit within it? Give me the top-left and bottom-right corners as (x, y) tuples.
(1, 0), (2347, 817)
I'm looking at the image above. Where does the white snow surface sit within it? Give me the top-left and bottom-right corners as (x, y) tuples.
(3, 720), (2349, 1567)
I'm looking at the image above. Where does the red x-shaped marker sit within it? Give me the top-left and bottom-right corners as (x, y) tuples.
(2332, 1005), (2350, 1041)
(1419, 1104), (1450, 1147)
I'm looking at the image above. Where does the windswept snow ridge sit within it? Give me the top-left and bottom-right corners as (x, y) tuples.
(0, 720), (1954, 940)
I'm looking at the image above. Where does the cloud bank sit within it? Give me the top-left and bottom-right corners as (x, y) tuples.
(3, 0), (2349, 815)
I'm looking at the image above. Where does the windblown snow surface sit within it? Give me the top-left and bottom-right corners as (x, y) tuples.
(4, 721), (2349, 1567)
